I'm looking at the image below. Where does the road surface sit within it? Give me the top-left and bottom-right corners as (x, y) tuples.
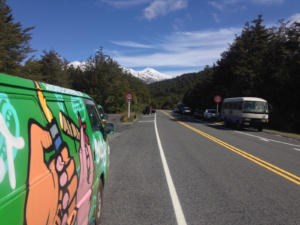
(102, 111), (300, 225)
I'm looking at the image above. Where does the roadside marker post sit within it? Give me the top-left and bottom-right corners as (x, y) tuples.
(126, 92), (133, 119)
(214, 95), (222, 115)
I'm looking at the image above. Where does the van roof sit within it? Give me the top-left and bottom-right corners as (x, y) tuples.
(223, 97), (267, 102)
(0, 73), (91, 99)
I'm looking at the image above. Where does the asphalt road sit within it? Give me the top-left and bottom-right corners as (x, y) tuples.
(102, 111), (300, 225)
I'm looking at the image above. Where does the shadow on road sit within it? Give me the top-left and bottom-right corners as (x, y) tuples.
(168, 112), (261, 133)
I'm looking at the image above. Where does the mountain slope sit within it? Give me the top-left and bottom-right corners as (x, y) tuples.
(123, 67), (171, 84)
(149, 72), (202, 109)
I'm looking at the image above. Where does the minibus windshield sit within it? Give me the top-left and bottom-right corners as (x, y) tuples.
(243, 101), (268, 114)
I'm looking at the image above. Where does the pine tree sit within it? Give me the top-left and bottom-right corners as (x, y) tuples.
(39, 50), (70, 87)
(0, 0), (34, 74)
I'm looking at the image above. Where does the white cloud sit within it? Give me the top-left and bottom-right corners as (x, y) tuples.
(209, 0), (284, 11)
(289, 13), (300, 23)
(99, 0), (188, 19)
(110, 27), (240, 68)
(99, 0), (151, 8)
(115, 48), (225, 67)
(251, 0), (284, 4)
(144, 0), (188, 20)
(209, 1), (225, 11)
(111, 41), (152, 48)
(212, 13), (220, 23)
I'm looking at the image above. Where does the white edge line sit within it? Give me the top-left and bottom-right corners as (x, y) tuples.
(294, 148), (300, 152)
(154, 112), (188, 225)
(138, 120), (154, 123)
(234, 131), (300, 148)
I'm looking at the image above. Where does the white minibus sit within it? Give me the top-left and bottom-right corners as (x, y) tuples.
(221, 97), (269, 131)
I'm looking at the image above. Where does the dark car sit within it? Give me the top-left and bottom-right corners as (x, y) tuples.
(194, 108), (204, 119)
(203, 109), (217, 120)
(178, 104), (192, 115)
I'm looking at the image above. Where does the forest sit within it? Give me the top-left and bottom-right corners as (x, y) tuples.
(0, 0), (299, 132)
(150, 16), (300, 132)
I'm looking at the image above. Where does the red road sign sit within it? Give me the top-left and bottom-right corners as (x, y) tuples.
(214, 95), (222, 104)
(126, 92), (133, 101)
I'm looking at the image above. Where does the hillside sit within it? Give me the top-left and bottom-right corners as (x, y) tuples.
(148, 72), (202, 109)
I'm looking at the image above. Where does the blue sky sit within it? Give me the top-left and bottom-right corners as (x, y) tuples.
(7, 0), (300, 76)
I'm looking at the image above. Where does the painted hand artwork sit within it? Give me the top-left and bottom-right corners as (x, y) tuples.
(26, 121), (78, 225)
(76, 116), (94, 225)
(25, 82), (94, 225)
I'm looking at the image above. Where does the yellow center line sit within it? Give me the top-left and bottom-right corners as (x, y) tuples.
(161, 110), (300, 186)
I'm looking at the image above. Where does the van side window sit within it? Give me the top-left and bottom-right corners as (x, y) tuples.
(85, 104), (102, 132)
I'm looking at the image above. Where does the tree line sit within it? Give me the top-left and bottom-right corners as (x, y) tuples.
(0, 0), (151, 113)
(151, 15), (299, 132)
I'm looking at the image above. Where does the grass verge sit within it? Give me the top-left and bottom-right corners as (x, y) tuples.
(264, 129), (300, 140)
(120, 111), (139, 123)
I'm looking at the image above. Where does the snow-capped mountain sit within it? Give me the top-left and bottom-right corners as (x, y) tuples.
(123, 67), (171, 84)
(69, 62), (171, 84)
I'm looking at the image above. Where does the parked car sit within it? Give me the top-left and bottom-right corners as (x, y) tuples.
(204, 109), (217, 120)
(178, 104), (192, 115)
(194, 108), (204, 119)
(0, 73), (114, 225)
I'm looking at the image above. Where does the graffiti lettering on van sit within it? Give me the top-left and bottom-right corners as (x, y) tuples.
(43, 83), (83, 97)
(0, 113), (24, 189)
(71, 97), (87, 122)
(0, 94), (24, 189)
(55, 94), (66, 112)
(93, 134), (108, 170)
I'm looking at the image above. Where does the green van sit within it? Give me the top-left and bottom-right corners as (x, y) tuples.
(0, 73), (113, 225)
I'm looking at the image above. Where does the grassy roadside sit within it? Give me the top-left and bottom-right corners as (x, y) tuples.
(120, 111), (140, 123)
(264, 129), (300, 140)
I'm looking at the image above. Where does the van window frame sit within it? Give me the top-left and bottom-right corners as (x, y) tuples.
(84, 99), (103, 133)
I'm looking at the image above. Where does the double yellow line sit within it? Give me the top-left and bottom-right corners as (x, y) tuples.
(162, 111), (300, 186)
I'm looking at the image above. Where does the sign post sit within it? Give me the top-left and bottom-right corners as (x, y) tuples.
(214, 95), (222, 115)
(125, 92), (133, 119)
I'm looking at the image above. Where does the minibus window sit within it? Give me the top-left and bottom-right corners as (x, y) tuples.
(243, 101), (268, 114)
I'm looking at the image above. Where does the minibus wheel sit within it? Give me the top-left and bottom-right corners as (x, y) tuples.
(224, 120), (229, 127)
(236, 121), (243, 130)
(95, 180), (104, 225)
(257, 126), (263, 132)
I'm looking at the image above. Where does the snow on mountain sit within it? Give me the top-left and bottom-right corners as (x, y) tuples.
(69, 62), (170, 84)
(68, 61), (87, 70)
(123, 67), (171, 84)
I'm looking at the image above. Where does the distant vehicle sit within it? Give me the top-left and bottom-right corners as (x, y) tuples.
(182, 106), (192, 115)
(173, 107), (179, 113)
(178, 104), (192, 115)
(143, 106), (154, 114)
(221, 97), (269, 131)
(194, 108), (204, 119)
(204, 109), (217, 120)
